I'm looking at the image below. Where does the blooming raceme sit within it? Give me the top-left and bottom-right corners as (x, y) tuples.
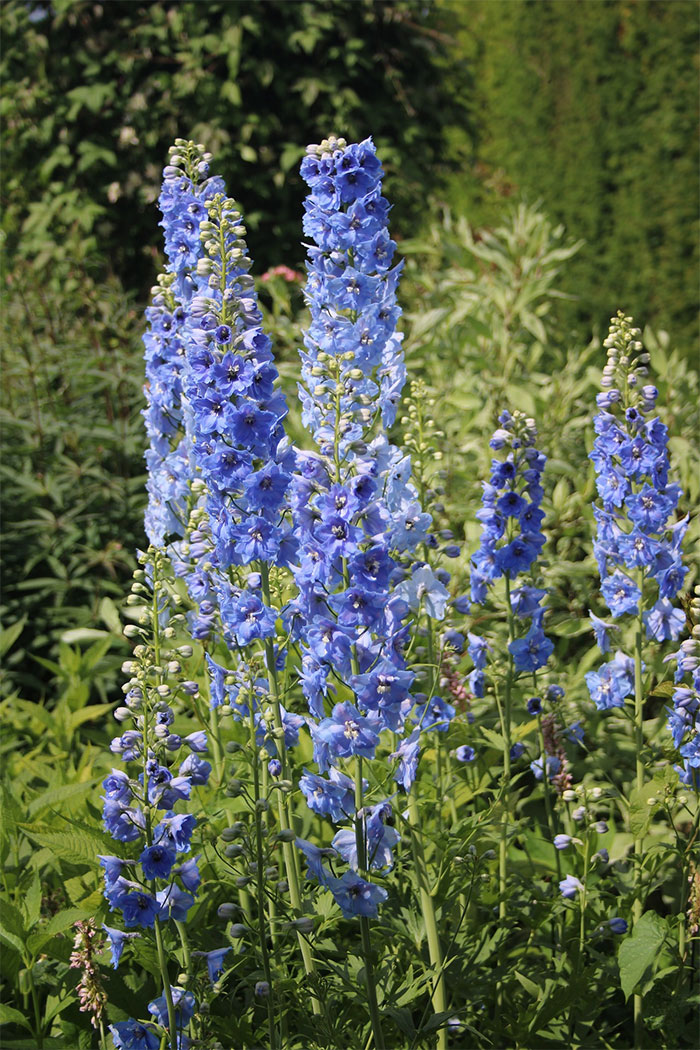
(469, 409), (553, 675)
(143, 141), (225, 551)
(665, 587), (700, 788)
(587, 313), (687, 710)
(289, 136), (439, 916)
(101, 549), (202, 1044)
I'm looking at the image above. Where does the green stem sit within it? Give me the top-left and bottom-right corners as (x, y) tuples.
(408, 792), (447, 1050)
(26, 964), (42, 1049)
(175, 921), (192, 979)
(678, 806), (700, 976)
(260, 565), (320, 1015)
(208, 703), (225, 788)
(568, 829), (591, 1042)
(153, 918), (178, 1050)
(633, 569), (645, 1049)
(355, 758), (385, 1050)
(537, 716), (562, 886)
(249, 705), (279, 1050)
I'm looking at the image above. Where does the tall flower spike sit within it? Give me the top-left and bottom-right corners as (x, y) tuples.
(181, 189), (296, 654)
(291, 137), (423, 933)
(469, 409), (553, 674)
(143, 141), (225, 549)
(665, 584), (700, 789)
(101, 549), (203, 1046)
(587, 312), (687, 711)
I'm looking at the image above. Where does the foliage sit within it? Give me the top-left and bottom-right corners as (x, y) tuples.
(0, 256), (144, 697)
(449, 0), (699, 355)
(1, 148), (698, 1050)
(0, 0), (473, 290)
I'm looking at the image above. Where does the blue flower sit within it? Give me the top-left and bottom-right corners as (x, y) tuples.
(329, 870), (388, 919)
(148, 987), (195, 1028)
(299, 767), (356, 823)
(102, 925), (138, 969)
(156, 884), (195, 923)
(390, 729), (421, 791)
(139, 844), (176, 881)
(643, 599), (686, 641)
(455, 745), (476, 763)
(607, 917), (628, 934)
(601, 571), (641, 618)
(509, 625), (554, 672)
(193, 946), (231, 985)
(313, 702), (381, 763)
(585, 653), (634, 710)
(589, 611), (618, 653)
(109, 1020), (160, 1050)
(559, 874), (583, 898)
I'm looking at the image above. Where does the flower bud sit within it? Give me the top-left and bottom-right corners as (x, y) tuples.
(217, 903), (237, 919)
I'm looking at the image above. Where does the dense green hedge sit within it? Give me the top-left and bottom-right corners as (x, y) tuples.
(1, 0), (473, 289)
(452, 0), (699, 352)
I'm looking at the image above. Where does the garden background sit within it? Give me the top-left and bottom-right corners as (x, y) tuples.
(1, 1), (699, 1047)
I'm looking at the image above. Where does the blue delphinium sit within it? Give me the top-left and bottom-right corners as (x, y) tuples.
(102, 549), (203, 1045)
(666, 604), (700, 788)
(142, 142), (225, 551)
(290, 136), (433, 917)
(587, 312), (687, 711)
(469, 409), (552, 676)
(178, 185), (296, 660)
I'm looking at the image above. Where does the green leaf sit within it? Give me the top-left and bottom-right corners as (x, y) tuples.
(0, 618), (26, 657)
(0, 898), (27, 953)
(646, 681), (676, 700)
(0, 1004), (32, 1031)
(28, 781), (95, 818)
(479, 727), (505, 751)
(26, 905), (96, 955)
(59, 628), (108, 644)
(18, 822), (115, 866)
(514, 970), (540, 998)
(618, 912), (669, 1000)
(98, 596), (122, 634)
(22, 877), (42, 929)
(628, 766), (677, 837)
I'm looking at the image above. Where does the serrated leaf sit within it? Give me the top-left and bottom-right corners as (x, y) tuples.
(18, 823), (114, 865)
(22, 877), (42, 929)
(618, 912), (668, 1000)
(647, 681), (676, 700)
(0, 898), (27, 945)
(479, 726), (505, 751)
(28, 781), (96, 818)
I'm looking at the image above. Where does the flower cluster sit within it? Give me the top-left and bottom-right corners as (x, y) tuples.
(469, 410), (552, 673)
(180, 187), (296, 656)
(100, 550), (207, 1045)
(665, 584), (700, 788)
(69, 920), (107, 1030)
(143, 142), (225, 550)
(289, 136), (440, 916)
(299, 135), (406, 448)
(588, 313), (687, 710)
